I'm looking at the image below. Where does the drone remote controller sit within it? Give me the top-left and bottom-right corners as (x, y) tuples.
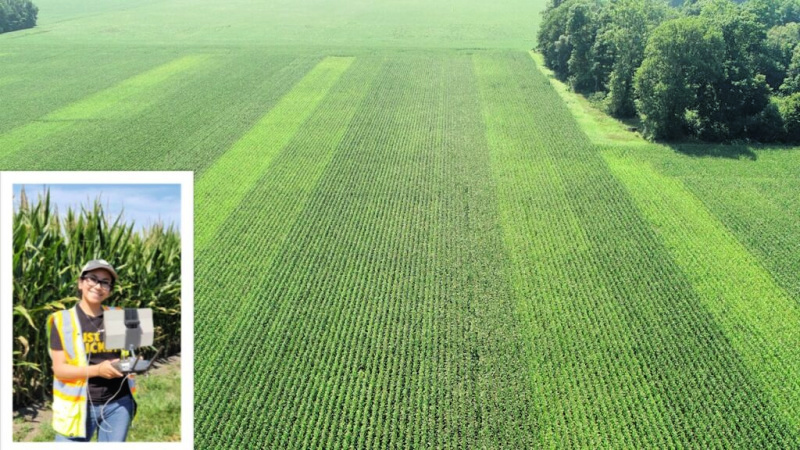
(112, 356), (150, 374)
(111, 347), (161, 374)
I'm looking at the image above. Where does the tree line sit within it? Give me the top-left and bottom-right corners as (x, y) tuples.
(537, 0), (800, 143)
(0, 0), (37, 34)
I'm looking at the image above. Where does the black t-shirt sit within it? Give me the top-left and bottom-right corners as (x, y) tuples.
(50, 306), (131, 404)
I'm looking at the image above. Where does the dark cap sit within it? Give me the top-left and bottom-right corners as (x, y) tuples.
(80, 259), (118, 282)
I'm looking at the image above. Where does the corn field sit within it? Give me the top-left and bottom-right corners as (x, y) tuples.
(4, 0), (800, 446)
(12, 188), (181, 409)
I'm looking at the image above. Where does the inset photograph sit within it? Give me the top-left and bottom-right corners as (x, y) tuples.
(1, 172), (193, 448)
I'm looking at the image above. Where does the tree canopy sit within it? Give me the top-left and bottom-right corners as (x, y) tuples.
(0, 0), (38, 34)
(537, 0), (800, 143)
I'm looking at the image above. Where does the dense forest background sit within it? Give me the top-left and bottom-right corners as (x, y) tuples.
(538, 0), (800, 142)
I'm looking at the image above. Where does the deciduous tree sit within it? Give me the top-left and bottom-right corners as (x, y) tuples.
(634, 17), (725, 140)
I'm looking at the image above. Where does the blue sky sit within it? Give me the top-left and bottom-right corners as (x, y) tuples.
(13, 184), (181, 233)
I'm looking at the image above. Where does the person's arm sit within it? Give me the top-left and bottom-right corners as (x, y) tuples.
(49, 315), (123, 380)
(51, 349), (124, 380)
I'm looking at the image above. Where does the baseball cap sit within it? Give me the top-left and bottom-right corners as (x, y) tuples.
(80, 259), (118, 282)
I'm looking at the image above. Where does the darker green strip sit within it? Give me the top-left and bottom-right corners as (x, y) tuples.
(195, 56), (354, 250)
(683, 177), (800, 302)
(195, 54), (535, 448)
(193, 56), (377, 381)
(478, 50), (797, 447)
(0, 55), (206, 164)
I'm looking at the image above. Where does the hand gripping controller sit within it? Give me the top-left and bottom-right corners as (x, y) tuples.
(111, 347), (161, 374)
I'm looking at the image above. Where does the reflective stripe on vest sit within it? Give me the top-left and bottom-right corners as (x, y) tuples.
(48, 305), (137, 438)
(52, 380), (84, 400)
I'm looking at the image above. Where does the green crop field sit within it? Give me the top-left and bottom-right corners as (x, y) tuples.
(4, 0), (800, 447)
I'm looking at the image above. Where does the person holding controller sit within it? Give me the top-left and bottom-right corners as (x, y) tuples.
(47, 260), (137, 442)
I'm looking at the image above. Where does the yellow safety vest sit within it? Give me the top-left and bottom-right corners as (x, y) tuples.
(46, 305), (137, 438)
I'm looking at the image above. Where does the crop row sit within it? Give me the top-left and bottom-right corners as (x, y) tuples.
(475, 51), (798, 447)
(194, 56), (353, 249)
(194, 56), (379, 388)
(603, 151), (800, 438)
(194, 54), (536, 448)
(0, 55), (205, 167)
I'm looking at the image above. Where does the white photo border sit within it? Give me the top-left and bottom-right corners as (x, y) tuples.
(0, 171), (194, 449)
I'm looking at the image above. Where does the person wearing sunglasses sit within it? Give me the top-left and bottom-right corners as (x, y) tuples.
(46, 260), (137, 442)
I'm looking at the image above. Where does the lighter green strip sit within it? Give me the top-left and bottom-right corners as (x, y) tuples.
(49, 55), (208, 121)
(195, 56), (354, 249)
(603, 151), (800, 433)
(0, 55), (207, 158)
(0, 76), (16, 87)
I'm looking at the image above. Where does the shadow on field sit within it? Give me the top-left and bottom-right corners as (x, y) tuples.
(12, 402), (50, 442)
(13, 404), (46, 422)
(669, 142), (758, 160)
